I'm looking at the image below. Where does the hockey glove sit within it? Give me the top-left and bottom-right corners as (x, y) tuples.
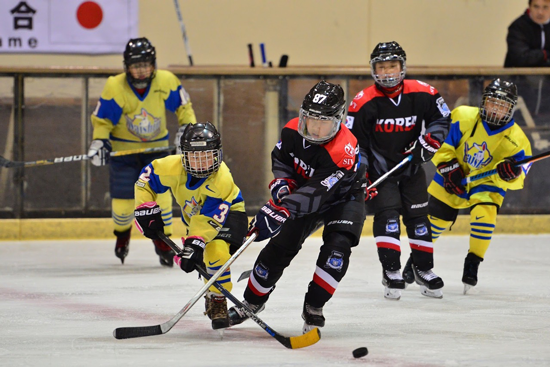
(249, 199), (290, 242)
(497, 157), (522, 181)
(87, 139), (112, 166)
(174, 236), (206, 273)
(134, 202), (164, 240)
(269, 178), (297, 204)
(174, 125), (188, 154)
(404, 133), (441, 165)
(363, 172), (378, 202)
(437, 159), (466, 196)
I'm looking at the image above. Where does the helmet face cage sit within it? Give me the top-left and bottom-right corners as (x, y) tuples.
(182, 149), (222, 178)
(123, 38), (157, 89)
(180, 122), (223, 178)
(298, 81), (346, 144)
(479, 79), (518, 126)
(370, 41), (407, 88)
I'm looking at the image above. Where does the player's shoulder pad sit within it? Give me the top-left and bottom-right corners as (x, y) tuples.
(348, 85), (381, 112)
(451, 105), (479, 125)
(101, 73), (128, 99)
(403, 79), (439, 95)
(323, 125), (358, 170)
(154, 70), (182, 89)
(284, 117), (300, 131)
(205, 162), (235, 196)
(150, 154), (183, 176)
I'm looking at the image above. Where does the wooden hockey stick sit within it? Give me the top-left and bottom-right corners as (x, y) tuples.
(157, 233), (321, 349)
(113, 231), (256, 340)
(461, 150), (550, 185)
(0, 146), (175, 168)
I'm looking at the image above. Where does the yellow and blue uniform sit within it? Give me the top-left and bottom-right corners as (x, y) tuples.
(428, 106), (532, 257)
(135, 155), (246, 292)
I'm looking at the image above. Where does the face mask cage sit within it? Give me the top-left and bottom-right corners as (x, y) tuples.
(124, 57), (156, 89)
(181, 149), (222, 178)
(297, 108), (341, 144)
(370, 54), (406, 88)
(480, 92), (516, 126)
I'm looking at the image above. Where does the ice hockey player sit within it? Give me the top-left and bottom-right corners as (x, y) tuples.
(133, 122), (248, 330)
(425, 78), (532, 294)
(347, 41), (451, 300)
(87, 37), (197, 266)
(228, 81), (366, 334)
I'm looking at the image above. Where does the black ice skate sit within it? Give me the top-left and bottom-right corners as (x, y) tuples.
(302, 301), (325, 334)
(204, 291), (230, 331)
(382, 269), (406, 300)
(114, 229), (131, 264)
(228, 300), (265, 326)
(402, 254), (415, 286)
(412, 265), (444, 298)
(462, 252), (483, 295)
(153, 239), (174, 267)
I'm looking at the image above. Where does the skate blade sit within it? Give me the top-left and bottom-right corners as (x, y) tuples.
(302, 322), (322, 335)
(463, 283), (477, 295)
(216, 329), (225, 339)
(384, 287), (402, 300)
(419, 285), (443, 299)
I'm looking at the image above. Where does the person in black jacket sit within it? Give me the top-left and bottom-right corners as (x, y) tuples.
(228, 81), (366, 334)
(347, 41), (451, 301)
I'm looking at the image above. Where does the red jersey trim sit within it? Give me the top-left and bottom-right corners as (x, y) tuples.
(323, 125), (358, 170)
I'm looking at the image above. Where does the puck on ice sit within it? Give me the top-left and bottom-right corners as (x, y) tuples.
(352, 347), (368, 358)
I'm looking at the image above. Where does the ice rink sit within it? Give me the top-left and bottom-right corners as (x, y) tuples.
(1, 234), (550, 367)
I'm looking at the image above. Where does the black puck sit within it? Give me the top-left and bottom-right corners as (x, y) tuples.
(352, 347), (368, 358)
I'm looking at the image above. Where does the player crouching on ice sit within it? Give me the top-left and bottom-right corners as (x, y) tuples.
(133, 122), (248, 330)
(424, 78), (532, 294)
(228, 81), (366, 334)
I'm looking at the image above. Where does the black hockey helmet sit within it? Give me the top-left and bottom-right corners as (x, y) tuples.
(480, 78), (518, 126)
(298, 81), (346, 144)
(123, 37), (156, 89)
(180, 122), (223, 178)
(370, 41), (407, 88)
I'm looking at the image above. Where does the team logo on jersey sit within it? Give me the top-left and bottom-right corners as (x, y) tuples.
(375, 116), (417, 132)
(276, 140), (282, 150)
(325, 250), (345, 272)
(321, 170), (344, 191)
(464, 141), (493, 170)
(293, 157), (315, 179)
(414, 223), (428, 237)
(436, 97), (451, 117)
(386, 218), (399, 233)
(344, 143), (356, 157)
(125, 108), (162, 141)
(207, 219), (222, 231)
(183, 197), (201, 218)
(254, 262), (269, 280)
(345, 115), (355, 129)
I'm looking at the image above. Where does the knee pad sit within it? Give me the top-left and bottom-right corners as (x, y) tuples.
(112, 198), (134, 232)
(469, 204), (497, 258)
(317, 232), (353, 282)
(373, 209), (401, 239)
(404, 216), (432, 242)
(204, 239), (232, 292)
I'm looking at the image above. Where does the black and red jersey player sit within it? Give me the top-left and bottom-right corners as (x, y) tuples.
(347, 41), (451, 300)
(228, 81), (366, 334)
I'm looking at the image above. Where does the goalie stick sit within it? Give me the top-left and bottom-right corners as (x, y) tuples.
(157, 232), (321, 349)
(112, 231), (256, 340)
(461, 149), (550, 185)
(0, 146), (175, 169)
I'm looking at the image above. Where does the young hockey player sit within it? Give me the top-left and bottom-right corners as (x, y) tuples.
(347, 41), (451, 300)
(87, 37), (197, 266)
(425, 78), (532, 294)
(227, 81), (366, 334)
(133, 122), (248, 330)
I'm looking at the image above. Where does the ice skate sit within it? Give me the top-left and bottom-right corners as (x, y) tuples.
(462, 253), (482, 295)
(412, 265), (444, 298)
(204, 291), (230, 330)
(302, 301), (325, 334)
(382, 269), (405, 300)
(114, 229), (131, 264)
(402, 254), (414, 286)
(228, 300), (265, 326)
(153, 239), (174, 267)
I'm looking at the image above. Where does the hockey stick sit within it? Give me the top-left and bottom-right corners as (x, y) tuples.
(113, 231), (256, 340)
(173, 0), (194, 66)
(0, 146), (175, 169)
(461, 150), (550, 185)
(157, 233), (321, 349)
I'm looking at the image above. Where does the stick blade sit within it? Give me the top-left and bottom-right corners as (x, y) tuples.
(287, 327), (321, 349)
(113, 325), (163, 339)
(237, 269), (252, 282)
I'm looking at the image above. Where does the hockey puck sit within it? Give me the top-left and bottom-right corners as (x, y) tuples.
(352, 347), (368, 358)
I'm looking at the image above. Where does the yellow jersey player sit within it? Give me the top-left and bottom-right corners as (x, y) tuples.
(87, 37), (197, 266)
(421, 78), (532, 294)
(133, 122), (248, 330)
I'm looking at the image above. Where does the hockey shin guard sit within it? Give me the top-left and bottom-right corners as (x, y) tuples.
(469, 205), (497, 258)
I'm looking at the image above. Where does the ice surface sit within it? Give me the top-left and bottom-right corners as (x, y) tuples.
(1, 235), (549, 366)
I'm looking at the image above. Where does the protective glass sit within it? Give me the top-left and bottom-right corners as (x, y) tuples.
(298, 109), (341, 144)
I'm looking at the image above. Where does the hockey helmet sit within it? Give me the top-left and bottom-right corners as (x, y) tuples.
(370, 41), (407, 88)
(123, 37), (156, 89)
(298, 81), (346, 144)
(480, 78), (518, 126)
(180, 122), (223, 178)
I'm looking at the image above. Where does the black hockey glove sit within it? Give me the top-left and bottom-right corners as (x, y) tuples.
(249, 199), (290, 242)
(437, 159), (466, 196)
(87, 139), (112, 166)
(497, 157), (522, 181)
(174, 236), (206, 273)
(134, 202), (164, 240)
(404, 133), (441, 165)
(269, 178), (297, 204)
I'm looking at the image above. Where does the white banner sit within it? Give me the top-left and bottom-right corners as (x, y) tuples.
(0, 0), (138, 54)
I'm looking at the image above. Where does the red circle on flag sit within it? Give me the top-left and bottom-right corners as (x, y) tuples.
(76, 1), (103, 29)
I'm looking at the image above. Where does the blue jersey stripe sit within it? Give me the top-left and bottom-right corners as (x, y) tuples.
(96, 97), (123, 125)
(445, 121), (463, 148)
(145, 164), (170, 194)
(165, 86), (183, 113)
